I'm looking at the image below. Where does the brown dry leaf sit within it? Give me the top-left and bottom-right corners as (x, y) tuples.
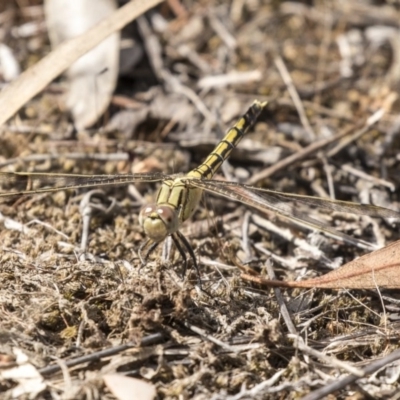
(242, 240), (400, 289)
(103, 374), (156, 400)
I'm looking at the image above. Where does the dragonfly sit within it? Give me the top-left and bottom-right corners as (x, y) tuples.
(0, 100), (399, 281)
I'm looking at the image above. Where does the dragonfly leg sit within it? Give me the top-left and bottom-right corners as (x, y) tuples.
(139, 234), (202, 288)
(171, 233), (188, 278)
(138, 239), (160, 268)
(174, 231), (202, 288)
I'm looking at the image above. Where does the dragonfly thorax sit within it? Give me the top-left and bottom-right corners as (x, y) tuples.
(139, 204), (180, 242)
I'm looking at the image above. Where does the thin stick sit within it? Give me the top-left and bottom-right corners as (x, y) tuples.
(326, 109), (385, 157)
(247, 109), (383, 184)
(266, 260), (298, 335)
(38, 333), (164, 376)
(301, 348), (400, 400)
(289, 334), (364, 377)
(274, 55), (315, 140)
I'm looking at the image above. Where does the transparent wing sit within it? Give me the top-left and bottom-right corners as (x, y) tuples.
(185, 179), (400, 250)
(0, 171), (169, 197)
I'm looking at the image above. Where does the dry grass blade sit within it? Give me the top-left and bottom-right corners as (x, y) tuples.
(0, 0), (164, 126)
(301, 348), (400, 400)
(247, 108), (385, 184)
(242, 239), (400, 289)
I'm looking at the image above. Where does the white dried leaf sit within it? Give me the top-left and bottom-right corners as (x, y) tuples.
(44, 0), (120, 129)
(104, 374), (156, 400)
(0, 348), (46, 399)
(0, 43), (21, 81)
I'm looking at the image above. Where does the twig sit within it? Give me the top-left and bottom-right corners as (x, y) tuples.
(184, 322), (238, 353)
(208, 14), (237, 49)
(247, 110), (382, 184)
(137, 15), (215, 123)
(230, 0), (245, 23)
(247, 123), (355, 184)
(301, 348), (400, 400)
(241, 211), (253, 260)
(56, 358), (72, 394)
(251, 214), (325, 262)
(253, 243), (299, 270)
(326, 109), (385, 157)
(0, 152), (130, 168)
(340, 163), (395, 191)
(79, 190), (118, 253)
(289, 334), (364, 377)
(199, 257), (236, 271)
(0, 211), (33, 235)
(266, 260), (298, 335)
(38, 333), (164, 375)
(198, 70), (262, 89)
(211, 369), (286, 400)
(320, 155), (336, 199)
(166, 0), (188, 19)
(313, 4), (333, 105)
(274, 55), (316, 140)
(26, 219), (69, 240)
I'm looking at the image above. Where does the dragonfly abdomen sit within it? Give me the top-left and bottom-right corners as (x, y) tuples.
(188, 100), (267, 180)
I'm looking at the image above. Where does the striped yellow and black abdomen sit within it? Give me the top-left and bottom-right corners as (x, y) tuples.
(187, 100), (267, 180)
(153, 100), (267, 225)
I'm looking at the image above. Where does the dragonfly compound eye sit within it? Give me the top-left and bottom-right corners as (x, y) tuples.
(139, 204), (179, 242)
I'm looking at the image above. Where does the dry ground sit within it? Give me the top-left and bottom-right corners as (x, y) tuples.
(1, 1), (400, 399)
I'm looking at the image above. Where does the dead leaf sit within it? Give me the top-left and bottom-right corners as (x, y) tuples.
(0, 348), (46, 399)
(104, 374), (156, 400)
(0, 0), (164, 127)
(0, 43), (21, 81)
(45, 0), (119, 129)
(242, 239), (400, 289)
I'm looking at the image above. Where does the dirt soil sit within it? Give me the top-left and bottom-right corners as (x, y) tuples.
(1, 1), (400, 399)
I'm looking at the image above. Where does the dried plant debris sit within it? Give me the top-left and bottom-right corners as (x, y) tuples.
(1, 1), (400, 399)
(44, 0), (120, 129)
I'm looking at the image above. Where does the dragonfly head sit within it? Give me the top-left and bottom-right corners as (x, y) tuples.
(139, 204), (179, 242)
